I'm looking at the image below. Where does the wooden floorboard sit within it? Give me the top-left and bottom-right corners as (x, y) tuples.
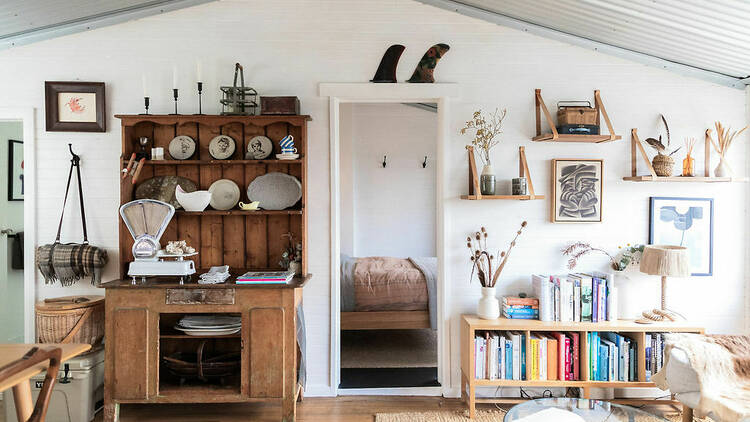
(82, 396), (686, 422)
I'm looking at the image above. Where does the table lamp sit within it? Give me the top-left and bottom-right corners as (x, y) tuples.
(637, 245), (689, 323)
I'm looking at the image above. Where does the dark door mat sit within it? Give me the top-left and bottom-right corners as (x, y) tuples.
(339, 367), (440, 389)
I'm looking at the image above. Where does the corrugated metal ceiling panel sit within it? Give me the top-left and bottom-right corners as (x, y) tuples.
(0, 0), (161, 38)
(421, 0), (750, 86)
(0, 0), (214, 49)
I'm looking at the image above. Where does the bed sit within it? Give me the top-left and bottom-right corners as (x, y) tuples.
(340, 256), (437, 330)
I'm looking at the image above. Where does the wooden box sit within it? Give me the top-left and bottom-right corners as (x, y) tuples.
(557, 101), (597, 125)
(261, 96), (300, 115)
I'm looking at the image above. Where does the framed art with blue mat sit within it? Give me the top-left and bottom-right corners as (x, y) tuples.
(649, 197), (713, 276)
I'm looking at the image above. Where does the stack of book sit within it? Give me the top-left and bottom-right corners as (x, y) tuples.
(531, 272), (614, 322)
(502, 297), (539, 319)
(236, 270), (295, 284)
(527, 332), (580, 381)
(587, 332), (639, 381)
(473, 331), (526, 380)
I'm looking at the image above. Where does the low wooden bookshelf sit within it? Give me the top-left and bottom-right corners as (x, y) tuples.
(460, 315), (704, 419)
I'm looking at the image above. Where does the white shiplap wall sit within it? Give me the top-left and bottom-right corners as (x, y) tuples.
(0, 0), (746, 396)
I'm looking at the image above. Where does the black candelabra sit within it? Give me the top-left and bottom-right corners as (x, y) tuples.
(196, 82), (204, 115)
(141, 97), (150, 115)
(171, 89), (179, 115)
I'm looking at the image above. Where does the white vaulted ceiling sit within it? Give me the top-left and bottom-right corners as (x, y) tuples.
(418, 0), (750, 89)
(0, 0), (214, 50)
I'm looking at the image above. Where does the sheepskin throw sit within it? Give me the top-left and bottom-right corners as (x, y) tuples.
(653, 333), (750, 422)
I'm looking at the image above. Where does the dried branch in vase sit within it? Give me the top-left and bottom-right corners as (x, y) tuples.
(644, 114), (681, 157)
(467, 221), (527, 288)
(460, 108), (507, 166)
(708, 121), (748, 157)
(561, 242), (620, 271)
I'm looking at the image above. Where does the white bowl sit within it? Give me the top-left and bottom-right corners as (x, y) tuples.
(175, 185), (211, 212)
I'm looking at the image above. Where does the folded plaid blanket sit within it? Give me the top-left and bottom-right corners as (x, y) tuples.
(36, 243), (108, 286)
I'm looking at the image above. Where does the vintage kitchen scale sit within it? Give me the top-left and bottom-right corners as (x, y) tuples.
(119, 199), (196, 284)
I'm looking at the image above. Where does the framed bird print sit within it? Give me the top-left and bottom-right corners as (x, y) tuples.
(45, 81), (106, 132)
(649, 197), (713, 276)
(551, 159), (604, 223)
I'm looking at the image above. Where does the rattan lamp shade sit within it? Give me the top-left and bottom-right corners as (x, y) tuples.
(640, 245), (690, 276)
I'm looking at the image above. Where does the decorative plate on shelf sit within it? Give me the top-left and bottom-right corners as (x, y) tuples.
(168, 135), (196, 160)
(208, 135), (236, 160)
(135, 176), (198, 209)
(245, 135), (273, 160)
(246, 172), (302, 210)
(208, 179), (241, 210)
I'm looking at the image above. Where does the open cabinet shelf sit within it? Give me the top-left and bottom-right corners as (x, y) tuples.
(623, 128), (748, 183)
(532, 89), (620, 143)
(461, 146), (545, 200)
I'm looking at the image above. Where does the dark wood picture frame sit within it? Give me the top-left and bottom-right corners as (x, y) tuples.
(45, 81), (106, 132)
(8, 139), (23, 201)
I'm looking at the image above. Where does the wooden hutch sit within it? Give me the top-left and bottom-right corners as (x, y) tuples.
(101, 114), (311, 422)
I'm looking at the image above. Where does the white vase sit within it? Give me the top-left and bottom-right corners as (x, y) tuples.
(477, 286), (500, 320)
(714, 158), (730, 177)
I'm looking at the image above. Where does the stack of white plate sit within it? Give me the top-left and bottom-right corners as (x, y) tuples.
(174, 315), (241, 336)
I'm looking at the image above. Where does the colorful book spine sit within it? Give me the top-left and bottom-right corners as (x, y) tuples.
(503, 297), (540, 306)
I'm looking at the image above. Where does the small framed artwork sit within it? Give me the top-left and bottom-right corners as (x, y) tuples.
(551, 159), (604, 223)
(8, 139), (23, 201)
(45, 81), (105, 132)
(649, 197), (713, 276)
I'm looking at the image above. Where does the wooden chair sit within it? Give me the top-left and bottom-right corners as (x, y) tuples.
(0, 347), (62, 422)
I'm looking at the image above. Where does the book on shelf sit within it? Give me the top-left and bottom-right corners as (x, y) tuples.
(473, 330), (526, 381)
(236, 270), (295, 284)
(529, 273), (613, 323)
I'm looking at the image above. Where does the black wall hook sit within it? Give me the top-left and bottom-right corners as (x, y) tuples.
(382, 155), (387, 168)
(422, 156), (428, 168)
(68, 143), (81, 165)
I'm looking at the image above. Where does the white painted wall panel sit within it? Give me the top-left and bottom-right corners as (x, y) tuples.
(0, 0), (746, 396)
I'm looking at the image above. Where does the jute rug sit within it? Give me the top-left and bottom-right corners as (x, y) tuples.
(374, 409), (715, 422)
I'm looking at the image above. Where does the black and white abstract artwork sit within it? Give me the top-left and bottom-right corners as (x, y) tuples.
(552, 159), (603, 223)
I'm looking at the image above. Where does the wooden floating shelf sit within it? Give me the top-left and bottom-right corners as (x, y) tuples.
(460, 194), (544, 200)
(532, 133), (621, 143)
(124, 158), (303, 165)
(533, 89), (620, 143)
(176, 209), (303, 216)
(623, 176), (748, 183)
(462, 146), (544, 200)
(625, 128), (747, 183)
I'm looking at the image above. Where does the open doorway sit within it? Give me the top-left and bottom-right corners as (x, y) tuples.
(0, 108), (35, 344)
(337, 102), (439, 389)
(0, 120), (25, 343)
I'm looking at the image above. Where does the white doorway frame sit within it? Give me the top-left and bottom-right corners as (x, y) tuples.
(0, 107), (36, 342)
(319, 83), (459, 396)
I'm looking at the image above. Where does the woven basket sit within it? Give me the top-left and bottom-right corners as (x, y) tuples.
(35, 295), (104, 345)
(652, 154), (675, 177)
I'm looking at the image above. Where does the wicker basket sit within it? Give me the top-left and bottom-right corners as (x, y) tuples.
(35, 295), (104, 345)
(652, 154), (675, 177)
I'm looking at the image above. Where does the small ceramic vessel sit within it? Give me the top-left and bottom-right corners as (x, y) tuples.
(175, 185), (211, 212)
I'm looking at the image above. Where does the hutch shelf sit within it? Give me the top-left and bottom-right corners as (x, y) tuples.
(532, 89), (621, 144)
(103, 114), (312, 422)
(623, 128), (748, 183)
(460, 315), (704, 419)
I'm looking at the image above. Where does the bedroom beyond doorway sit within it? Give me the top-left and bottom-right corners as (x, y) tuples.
(338, 103), (438, 389)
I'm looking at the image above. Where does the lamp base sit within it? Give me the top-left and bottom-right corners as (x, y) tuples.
(635, 308), (682, 324)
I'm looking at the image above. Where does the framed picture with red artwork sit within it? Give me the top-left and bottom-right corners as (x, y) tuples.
(45, 81), (105, 132)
